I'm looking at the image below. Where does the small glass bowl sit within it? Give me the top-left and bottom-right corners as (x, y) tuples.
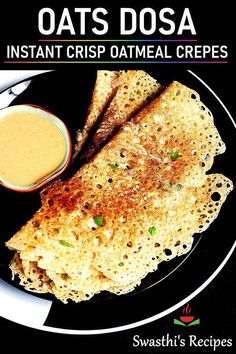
(0, 104), (72, 192)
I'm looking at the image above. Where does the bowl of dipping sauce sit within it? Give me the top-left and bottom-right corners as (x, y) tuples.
(0, 104), (72, 192)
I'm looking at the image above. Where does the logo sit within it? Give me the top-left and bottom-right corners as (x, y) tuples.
(173, 303), (200, 326)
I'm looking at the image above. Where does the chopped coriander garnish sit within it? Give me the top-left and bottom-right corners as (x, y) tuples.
(166, 181), (173, 188)
(109, 163), (119, 171)
(59, 240), (74, 247)
(169, 151), (181, 159)
(94, 216), (104, 226)
(174, 184), (183, 191)
(148, 226), (157, 236)
(118, 262), (124, 266)
(166, 181), (183, 191)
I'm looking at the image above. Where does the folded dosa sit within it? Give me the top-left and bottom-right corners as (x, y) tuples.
(7, 81), (233, 303)
(80, 70), (163, 162)
(72, 70), (121, 160)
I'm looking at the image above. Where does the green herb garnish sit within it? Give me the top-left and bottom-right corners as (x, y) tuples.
(169, 151), (181, 159)
(166, 181), (173, 189)
(174, 184), (183, 191)
(59, 240), (74, 247)
(165, 181), (183, 191)
(118, 262), (124, 266)
(94, 216), (104, 226)
(148, 226), (157, 236)
(109, 163), (119, 171)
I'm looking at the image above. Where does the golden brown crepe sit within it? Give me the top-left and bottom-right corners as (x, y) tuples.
(80, 70), (163, 162)
(72, 70), (121, 160)
(7, 81), (233, 303)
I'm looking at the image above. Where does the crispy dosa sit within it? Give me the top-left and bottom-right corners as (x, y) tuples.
(80, 70), (163, 162)
(72, 70), (121, 160)
(7, 81), (233, 303)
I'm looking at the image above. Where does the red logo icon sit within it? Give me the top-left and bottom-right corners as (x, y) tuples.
(174, 303), (200, 326)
